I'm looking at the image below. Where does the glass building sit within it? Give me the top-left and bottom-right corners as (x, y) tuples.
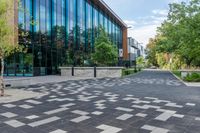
(4, 0), (127, 76)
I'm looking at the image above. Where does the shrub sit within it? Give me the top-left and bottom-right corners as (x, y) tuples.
(184, 73), (200, 82)
(92, 27), (118, 66)
(122, 69), (136, 76)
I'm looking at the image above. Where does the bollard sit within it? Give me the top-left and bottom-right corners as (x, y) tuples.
(94, 66), (96, 77)
(72, 66), (74, 76)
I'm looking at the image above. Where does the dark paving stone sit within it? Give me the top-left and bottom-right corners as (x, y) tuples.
(0, 70), (200, 133)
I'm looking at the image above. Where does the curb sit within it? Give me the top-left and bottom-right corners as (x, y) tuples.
(170, 71), (200, 87)
(122, 70), (144, 78)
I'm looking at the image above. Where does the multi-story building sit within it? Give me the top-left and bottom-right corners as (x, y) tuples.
(4, 0), (128, 76)
(127, 37), (144, 66)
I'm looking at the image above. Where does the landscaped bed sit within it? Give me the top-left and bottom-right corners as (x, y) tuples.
(122, 68), (142, 77)
(173, 71), (200, 82)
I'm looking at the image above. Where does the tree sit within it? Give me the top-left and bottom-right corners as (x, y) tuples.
(92, 27), (118, 66)
(146, 38), (159, 66)
(0, 0), (28, 96)
(136, 56), (145, 68)
(147, 0), (200, 69)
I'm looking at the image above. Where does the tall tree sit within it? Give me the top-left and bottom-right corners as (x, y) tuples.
(92, 27), (118, 66)
(0, 0), (25, 96)
(149, 0), (200, 68)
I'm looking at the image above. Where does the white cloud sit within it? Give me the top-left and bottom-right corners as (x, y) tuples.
(168, 0), (180, 3)
(125, 8), (168, 47)
(152, 9), (168, 16)
(124, 20), (137, 28)
(128, 24), (159, 47)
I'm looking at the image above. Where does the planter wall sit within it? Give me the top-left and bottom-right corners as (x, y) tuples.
(59, 67), (123, 78)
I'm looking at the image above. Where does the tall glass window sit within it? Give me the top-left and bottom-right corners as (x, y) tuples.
(12, 0), (126, 76)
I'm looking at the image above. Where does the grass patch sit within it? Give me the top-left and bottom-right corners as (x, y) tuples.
(172, 71), (181, 78)
(173, 71), (200, 82)
(122, 68), (141, 77)
(184, 73), (200, 82)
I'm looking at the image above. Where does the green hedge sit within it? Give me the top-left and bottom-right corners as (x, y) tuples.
(122, 68), (138, 76)
(172, 71), (181, 78)
(184, 73), (200, 82)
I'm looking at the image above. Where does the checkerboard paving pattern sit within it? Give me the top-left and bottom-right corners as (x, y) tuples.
(0, 76), (200, 133)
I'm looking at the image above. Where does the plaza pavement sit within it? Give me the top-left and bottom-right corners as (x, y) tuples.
(0, 70), (200, 133)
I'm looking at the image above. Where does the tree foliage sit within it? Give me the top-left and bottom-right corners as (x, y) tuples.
(147, 0), (200, 69)
(92, 27), (118, 66)
(0, 0), (27, 96)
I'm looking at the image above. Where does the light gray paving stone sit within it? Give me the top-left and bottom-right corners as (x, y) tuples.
(95, 103), (105, 107)
(60, 103), (75, 107)
(132, 105), (148, 109)
(115, 107), (134, 112)
(141, 125), (156, 131)
(44, 108), (69, 115)
(165, 103), (183, 108)
(116, 114), (133, 120)
(19, 104), (33, 109)
(49, 95), (57, 98)
(123, 97), (139, 101)
(94, 100), (106, 104)
(97, 124), (122, 133)
(100, 128), (122, 133)
(1, 112), (18, 118)
(144, 97), (158, 100)
(49, 129), (67, 133)
(153, 100), (170, 103)
(151, 128), (169, 133)
(109, 99), (118, 102)
(25, 115), (39, 120)
(25, 100), (42, 104)
(135, 113), (147, 118)
(186, 103), (196, 106)
(126, 95), (134, 97)
(97, 124), (112, 130)
(155, 111), (176, 121)
(71, 110), (89, 115)
(195, 117), (200, 121)
(132, 100), (151, 104)
(70, 116), (91, 123)
(92, 111), (103, 115)
(2, 104), (16, 108)
(4, 120), (25, 128)
(173, 114), (184, 118)
(57, 98), (75, 102)
(96, 106), (107, 110)
(28, 116), (60, 127)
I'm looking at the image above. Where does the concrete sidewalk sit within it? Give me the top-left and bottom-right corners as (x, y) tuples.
(4, 76), (96, 87)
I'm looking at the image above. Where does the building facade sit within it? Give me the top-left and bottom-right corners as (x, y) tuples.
(4, 0), (127, 76)
(127, 37), (144, 66)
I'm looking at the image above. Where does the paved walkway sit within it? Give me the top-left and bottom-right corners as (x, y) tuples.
(0, 70), (200, 133)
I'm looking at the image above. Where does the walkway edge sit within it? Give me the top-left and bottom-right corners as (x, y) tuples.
(170, 71), (200, 87)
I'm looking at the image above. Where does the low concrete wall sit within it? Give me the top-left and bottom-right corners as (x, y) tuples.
(180, 70), (200, 78)
(59, 67), (123, 78)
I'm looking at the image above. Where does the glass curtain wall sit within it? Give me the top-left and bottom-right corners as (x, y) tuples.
(5, 0), (124, 76)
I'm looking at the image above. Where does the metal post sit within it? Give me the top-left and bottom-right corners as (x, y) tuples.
(72, 66), (74, 76)
(94, 66), (96, 78)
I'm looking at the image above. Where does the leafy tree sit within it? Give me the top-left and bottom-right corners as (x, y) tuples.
(147, 0), (200, 69)
(92, 27), (118, 66)
(136, 56), (145, 68)
(146, 38), (158, 66)
(0, 0), (30, 96)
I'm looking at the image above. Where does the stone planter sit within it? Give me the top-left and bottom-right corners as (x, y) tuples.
(59, 67), (123, 78)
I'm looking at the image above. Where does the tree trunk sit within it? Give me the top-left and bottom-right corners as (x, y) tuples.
(0, 58), (5, 96)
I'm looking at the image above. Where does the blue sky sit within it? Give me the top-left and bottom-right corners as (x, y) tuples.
(104, 0), (188, 46)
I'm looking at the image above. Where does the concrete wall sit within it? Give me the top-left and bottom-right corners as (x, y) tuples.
(60, 67), (123, 78)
